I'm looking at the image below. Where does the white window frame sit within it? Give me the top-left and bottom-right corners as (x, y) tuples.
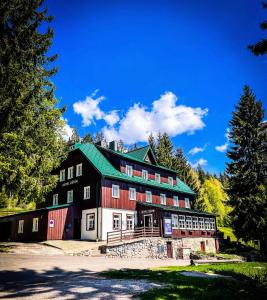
(126, 215), (134, 230)
(155, 173), (161, 183)
(199, 217), (204, 230)
(168, 176), (173, 186)
(160, 193), (166, 205)
(112, 184), (120, 198)
(186, 216), (193, 229)
(179, 215), (186, 229)
(129, 188), (136, 200)
(32, 218), (39, 232)
(113, 213), (121, 230)
(68, 166), (74, 180)
(60, 169), (65, 182)
(173, 196), (179, 207)
(18, 220), (24, 234)
(53, 194), (58, 206)
(146, 191), (152, 203)
(86, 213), (95, 231)
(67, 190), (73, 203)
(192, 217), (199, 230)
(205, 218), (211, 230)
(84, 186), (90, 200)
(210, 218), (215, 230)
(171, 214), (178, 228)
(142, 169), (148, 180)
(185, 198), (190, 208)
(76, 163), (82, 177)
(126, 165), (133, 177)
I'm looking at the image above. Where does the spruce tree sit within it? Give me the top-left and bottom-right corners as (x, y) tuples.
(148, 133), (157, 158)
(82, 133), (93, 143)
(156, 132), (173, 168)
(0, 0), (66, 207)
(227, 85), (267, 253)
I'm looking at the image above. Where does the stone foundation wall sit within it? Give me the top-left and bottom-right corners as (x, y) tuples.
(104, 237), (217, 259)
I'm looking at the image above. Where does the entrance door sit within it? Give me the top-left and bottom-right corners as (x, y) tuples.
(166, 241), (173, 258)
(143, 214), (153, 227)
(200, 241), (205, 252)
(73, 218), (81, 239)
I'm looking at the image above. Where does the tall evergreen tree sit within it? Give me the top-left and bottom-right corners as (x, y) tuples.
(70, 127), (81, 143)
(148, 133), (157, 158)
(156, 132), (173, 168)
(0, 0), (66, 208)
(82, 133), (93, 144)
(227, 85), (267, 253)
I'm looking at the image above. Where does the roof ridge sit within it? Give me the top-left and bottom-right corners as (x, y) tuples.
(126, 145), (150, 154)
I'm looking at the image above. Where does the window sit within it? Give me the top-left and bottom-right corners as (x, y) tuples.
(160, 193), (166, 205)
(68, 166), (74, 179)
(185, 198), (190, 208)
(146, 191), (152, 203)
(32, 218), (38, 232)
(179, 215), (186, 229)
(112, 185), (120, 198)
(186, 216), (192, 229)
(192, 217), (199, 230)
(171, 214), (178, 228)
(60, 169), (65, 182)
(168, 177), (173, 186)
(173, 196), (179, 207)
(205, 218), (211, 230)
(210, 218), (215, 230)
(84, 186), (90, 200)
(126, 165), (133, 177)
(126, 215), (134, 230)
(53, 194), (58, 206)
(76, 163), (82, 177)
(18, 220), (24, 234)
(155, 173), (161, 183)
(129, 188), (136, 200)
(113, 213), (121, 230)
(86, 213), (95, 231)
(142, 169), (148, 180)
(199, 217), (204, 230)
(67, 190), (73, 203)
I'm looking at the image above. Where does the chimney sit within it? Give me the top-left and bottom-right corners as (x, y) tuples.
(109, 140), (118, 151)
(95, 140), (108, 148)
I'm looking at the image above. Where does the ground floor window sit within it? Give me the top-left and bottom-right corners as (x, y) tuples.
(186, 216), (192, 229)
(126, 215), (134, 230)
(205, 218), (211, 230)
(86, 213), (95, 231)
(192, 217), (198, 230)
(171, 214), (178, 228)
(199, 217), (204, 230)
(113, 213), (121, 230)
(18, 220), (24, 234)
(32, 218), (38, 232)
(210, 218), (215, 230)
(179, 215), (185, 229)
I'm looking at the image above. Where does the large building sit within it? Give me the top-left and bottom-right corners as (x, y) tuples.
(0, 142), (218, 253)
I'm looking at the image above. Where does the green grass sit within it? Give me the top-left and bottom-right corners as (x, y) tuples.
(103, 263), (267, 299)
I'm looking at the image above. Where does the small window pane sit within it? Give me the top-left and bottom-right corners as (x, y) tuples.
(84, 186), (90, 200)
(179, 215), (185, 229)
(113, 214), (121, 230)
(68, 167), (74, 179)
(112, 185), (120, 198)
(86, 213), (95, 231)
(126, 215), (134, 230)
(129, 188), (136, 200)
(76, 164), (82, 177)
(146, 191), (152, 203)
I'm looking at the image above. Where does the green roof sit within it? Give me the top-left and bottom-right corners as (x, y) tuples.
(74, 143), (195, 195)
(138, 202), (216, 216)
(127, 145), (152, 161)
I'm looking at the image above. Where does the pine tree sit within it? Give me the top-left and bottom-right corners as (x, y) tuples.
(0, 0), (66, 208)
(82, 133), (93, 143)
(196, 164), (207, 184)
(148, 133), (157, 158)
(156, 132), (173, 168)
(70, 127), (81, 143)
(227, 85), (267, 253)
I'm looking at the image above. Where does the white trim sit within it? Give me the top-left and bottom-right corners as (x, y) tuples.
(76, 163), (82, 177)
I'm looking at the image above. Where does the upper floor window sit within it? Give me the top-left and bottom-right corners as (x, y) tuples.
(171, 214), (178, 228)
(192, 217), (199, 230)
(160, 193), (166, 205)
(210, 218), (215, 230)
(173, 196), (179, 207)
(146, 191), (152, 203)
(86, 213), (95, 231)
(18, 220), (24, 234)
(186, 216), (193, 229)
(84, 186), (90, 200)
(60, 169), (65, 182)
(126, 165), (133, 177)
(155, 173), (161, 183)
(53, 194), (58, 206)
(32, 218), (39, 232)
(199, 217), (204, 230)
(76, 163), (82, 177)
(205, 218), (211, 230)
(142, 169), (148, 180)
(68, 166), (74, 180)
(67, 190), (73, 203)
(185, 198), (190, 208)
(168, 177), (173, 186)
(112, 184), (120, 198)
(129, 188), (136, 200)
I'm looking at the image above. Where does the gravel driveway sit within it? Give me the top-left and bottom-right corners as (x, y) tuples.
(0, 254), (187, 299)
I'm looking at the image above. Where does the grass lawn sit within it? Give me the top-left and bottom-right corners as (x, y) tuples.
(103, 262), (267, 299)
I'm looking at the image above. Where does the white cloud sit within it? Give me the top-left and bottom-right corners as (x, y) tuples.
(62, 118), (73, 141)
(189, 144), (207, 155)
(215, 143), (228, 152)
(103, 110), (120, 126)
(192, 158), (208, 168)
(103, 91), (208, 144)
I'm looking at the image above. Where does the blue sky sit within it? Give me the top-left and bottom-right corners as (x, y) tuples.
(45, 0), (266, 174)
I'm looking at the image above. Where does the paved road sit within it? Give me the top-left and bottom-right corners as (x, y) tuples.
(0, 254), (189, 299)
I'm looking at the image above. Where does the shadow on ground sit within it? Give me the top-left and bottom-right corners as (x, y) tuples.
(0, 267), (161, 299)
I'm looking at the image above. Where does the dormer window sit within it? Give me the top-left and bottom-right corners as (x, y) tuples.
(155, 173), (161, 183)
(142, 170), (148, 180)
(168, 177), (173, 186)
(126, 165), (133, 177)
